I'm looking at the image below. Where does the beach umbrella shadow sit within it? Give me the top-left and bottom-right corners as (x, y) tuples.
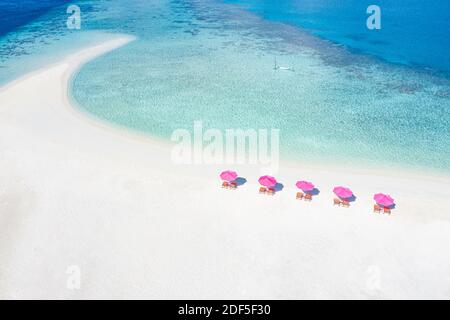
(234, 177), (247, 186)
(274, 183), (284, 192)
(308, 188), (320, 196)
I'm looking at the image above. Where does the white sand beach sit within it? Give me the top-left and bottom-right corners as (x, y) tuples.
(0, 36), (450, 299)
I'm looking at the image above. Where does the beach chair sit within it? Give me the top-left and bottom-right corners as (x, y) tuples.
(267, 188), (275, 196)
(373, 205), (381, 213)
(342, 200), (350, 208)
(333, 198), (341, 206)
(230, 182), (237, 190)
(259, 187), (267, 194)
(222, 181), (230, 188)
(383, 207), (391, 215)
(304, 194), (312, 201)
(296, 192), (304, 200)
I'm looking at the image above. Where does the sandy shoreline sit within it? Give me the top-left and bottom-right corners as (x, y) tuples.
(0, 36), (450, 299)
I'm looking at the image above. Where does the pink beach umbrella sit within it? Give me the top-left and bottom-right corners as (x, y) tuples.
(220, 170), (238, 182)
(259, 175), (277, 188)
(296, 181), (315, 192)
(374, 193), (395, 207)
(333, 186), (353, 199)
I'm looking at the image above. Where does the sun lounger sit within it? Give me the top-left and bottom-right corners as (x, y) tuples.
(296, 192), (304, 200)
(383, 207), (391, 215)
(333, 198), (341, 206)
(304, 194), (312, 201)
(222, 181), (230, 188)
(342, 200), (350, 207)
(373, 205), (381, 213)
(267, 188), (275, 196)
(259, 187), (267, 194)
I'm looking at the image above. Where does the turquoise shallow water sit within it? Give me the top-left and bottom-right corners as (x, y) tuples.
(71, 0), (450, 174)
(1, 0), (449, 174)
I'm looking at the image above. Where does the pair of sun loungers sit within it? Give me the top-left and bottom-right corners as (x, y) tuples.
(373, 205), (391, 214)
(333, 198), (350, 207)
(259, 187), (275, 195)
(296, 192), (312, 201)
(333, 200), (391, 213)
(222, 181), (237, 189)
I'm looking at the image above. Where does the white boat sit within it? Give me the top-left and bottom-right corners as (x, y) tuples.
(274, 57), (294, 71)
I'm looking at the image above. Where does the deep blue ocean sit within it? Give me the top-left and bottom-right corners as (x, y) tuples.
(0, 0), (70, 36)
(1, 0), (449, 74)
(224, 0), (450, 75)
